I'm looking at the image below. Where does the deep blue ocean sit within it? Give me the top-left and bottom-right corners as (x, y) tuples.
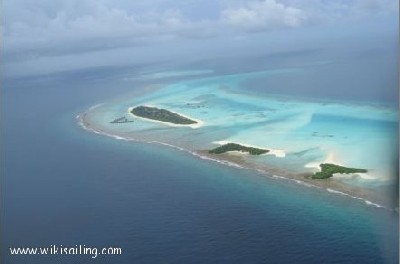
(2, 63), (399, 264)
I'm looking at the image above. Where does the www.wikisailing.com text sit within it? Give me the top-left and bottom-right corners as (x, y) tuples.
(9, 245), (122, 259)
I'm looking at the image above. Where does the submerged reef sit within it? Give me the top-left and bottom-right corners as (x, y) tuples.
(110, 116), (134, 124)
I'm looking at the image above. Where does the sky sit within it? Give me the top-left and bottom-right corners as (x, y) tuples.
(1, 0), (398, 78)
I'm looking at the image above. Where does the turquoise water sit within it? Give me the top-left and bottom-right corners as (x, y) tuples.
(2, 59), (398, 263)
(85, 68), (398, 193)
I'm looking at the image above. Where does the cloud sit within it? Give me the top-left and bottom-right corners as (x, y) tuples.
(355, 0), (399, 14)
(285, 0), (398, 24)
(221, 0), (307, 32)
(2, 0), (398, 67)
(2, 0), (216, 60)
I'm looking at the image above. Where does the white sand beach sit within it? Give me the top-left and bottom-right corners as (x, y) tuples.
(128, 106), (204, 129)
(212, 140), (286, 158)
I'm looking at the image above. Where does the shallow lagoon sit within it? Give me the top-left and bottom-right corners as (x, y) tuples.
(2, 62), (398, 264)
(83, 68), (398, 207)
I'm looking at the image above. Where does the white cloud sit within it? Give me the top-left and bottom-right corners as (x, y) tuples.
(2, 1), (216, 59)
(2, 0), (397, 64)
(221, 0), (307, 32)
(355, 0), (399, 14)
(284, 0), (398, 24)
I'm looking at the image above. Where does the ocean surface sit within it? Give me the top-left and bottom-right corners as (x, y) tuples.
(2, 56), (399, 264)
(83, 68), (398, 191)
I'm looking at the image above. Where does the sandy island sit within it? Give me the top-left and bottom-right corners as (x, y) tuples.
(213, 140), (286, 158)
(79, 106), (395, 211)
(128, 106), (204, 129)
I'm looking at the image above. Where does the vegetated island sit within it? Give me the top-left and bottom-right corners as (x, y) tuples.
(131, 106), (197, 125)
(110, 116), (134, 124)
(312, 163), (367, 179)
(209, 143), (269, 155)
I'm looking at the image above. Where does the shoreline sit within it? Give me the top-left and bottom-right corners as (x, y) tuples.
(212, 140), (286, 158)
(128, 106), (204, 129)
(78, 108), (397, 212)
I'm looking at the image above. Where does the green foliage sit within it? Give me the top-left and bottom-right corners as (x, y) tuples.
(131, 106), (197, 125)
(209, 143), (269, 155)
(312, 163), (367, 179)
(110, 116), (133, 123)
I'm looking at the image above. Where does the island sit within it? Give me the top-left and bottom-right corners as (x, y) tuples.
(209, 143), (269, 155)
(130, 106), (197, 125)
(110, 116), (134, 124)
(312, 163), (367, 179)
